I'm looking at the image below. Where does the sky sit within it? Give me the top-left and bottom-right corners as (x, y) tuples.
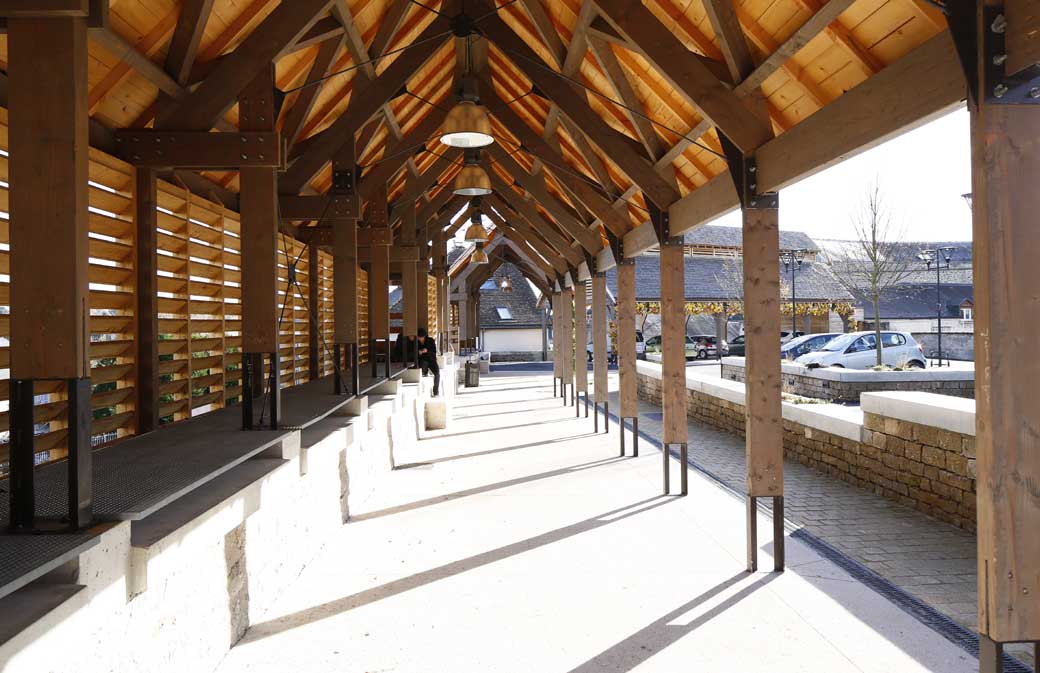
(709, 107), (973, 243)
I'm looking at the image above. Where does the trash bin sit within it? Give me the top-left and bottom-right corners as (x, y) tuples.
(465, 361), (480, 388)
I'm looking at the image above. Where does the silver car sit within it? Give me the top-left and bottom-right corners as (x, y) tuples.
(795, 331), (926, 369)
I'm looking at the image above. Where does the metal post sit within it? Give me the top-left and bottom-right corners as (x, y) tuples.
(978, 635), (1002, 673)
(67, 377), (93, 530)
(679, 443), (687, 495)
(242, 354), (254, 430)
(747, 496), (758, 572)
(603, 401), (610, 434)
(936, 260), (943, 367)
(268, 351), (280, 430)
(593, 401), (598, 432)
(9, 379), (36, 531)
(351, 343), (360, 396)
(663, 441), (670, 495)
(633, 417), (639, 457)
(773, 496), (785, 571)
(334, 344), (343, 395)
(620, 417), (625, 456)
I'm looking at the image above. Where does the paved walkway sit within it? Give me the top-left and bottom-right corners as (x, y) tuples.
(606, 371), (1031, 671)
(215, 371), (979, 673)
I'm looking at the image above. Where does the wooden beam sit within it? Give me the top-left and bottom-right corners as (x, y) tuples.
(134, 167), (159, 433)
(559, 287), (574, 384)
(160, 0), (333, 130)
(702, 0), (754, 82)
(483, 85), (635, 237)
(587, 33), (665, 160)
(486, 184), (584, 267)
(113, 131), (282, 168)
(667, 32), (965, 238)
(519, 0), (566, 69)
(89, 26), (182, 99)
(239, 65), (279, 353)
(621, 220), (659, 258)
(281, 20), (449, 193)
(333, 152), (359, 344)
(281, 37), (342, 149)
(1007, 0), (1040, 76)
(357, 103), (449, 201)
(0, 1), (87, 16)
(478, 9), (681, 208)
(574, 279), (588, 396)
(164, 0), (215, 85)
(487, 144), (603, 254)
(483, 208), (568, 276)
(8, 15), (89, 379)
(368, 0), (409, 60)
(593, 0), (773, 154)
(279, 194), (357, 222)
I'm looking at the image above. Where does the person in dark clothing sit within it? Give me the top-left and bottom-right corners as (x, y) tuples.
(417, 328), (440, 396)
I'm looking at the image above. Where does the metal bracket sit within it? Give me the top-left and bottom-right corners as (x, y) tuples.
(332, 167), (355, 196)
(648, 203), (681, 246)
(947, 3), (1040, 105)
(719, 133), (779, 211)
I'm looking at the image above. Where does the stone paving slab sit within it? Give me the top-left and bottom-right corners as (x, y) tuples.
(214, 371), (982, 673)
(605, 372), (1032, 670)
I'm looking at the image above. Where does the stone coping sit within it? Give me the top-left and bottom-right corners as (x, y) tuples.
(721, 357), (975, 382)
(636, 360), (976, 442)
(861, 391), (976, 437)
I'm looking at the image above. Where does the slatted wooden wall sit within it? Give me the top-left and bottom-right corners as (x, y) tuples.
(426, 274), (438, 337)
(359, 268), (369, 365)
(315, 249), (335, 377)
(156, 181), (242, 424)
(277, 236), (311, 388)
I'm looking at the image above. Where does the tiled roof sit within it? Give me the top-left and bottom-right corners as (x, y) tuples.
(684, 225), (819, 251)
(859, 283), (974, 320)
(605, 254), (853, 303)
(478, 263), (543, 329)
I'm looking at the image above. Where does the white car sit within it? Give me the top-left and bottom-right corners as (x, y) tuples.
(795, 331), (926, 369)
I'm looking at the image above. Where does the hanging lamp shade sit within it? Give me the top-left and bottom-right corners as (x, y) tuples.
(463, 212), (488, 243)
(440, 101), (494, 148)
(471, 245), (489, 265)
(453, 164), (492, 196)
(500, 276), (513, 293)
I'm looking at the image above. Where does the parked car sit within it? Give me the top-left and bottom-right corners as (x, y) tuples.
(781, 333), (843, 361)
(779, 330), (806, 344)
(636, 330), (646, 359)
(644, 335), (716, 360)
(727, 334), (745, 356)
(689, 335), (723, 359)
(795, 331), (926, 369)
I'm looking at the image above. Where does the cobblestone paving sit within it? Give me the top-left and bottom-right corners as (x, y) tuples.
(604, 373), (1034, 669)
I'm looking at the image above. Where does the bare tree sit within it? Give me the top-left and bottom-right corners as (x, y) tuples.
(827, 180), (915, 366)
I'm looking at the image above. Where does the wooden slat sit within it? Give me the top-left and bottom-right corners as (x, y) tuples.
(164, 0), (215, 85)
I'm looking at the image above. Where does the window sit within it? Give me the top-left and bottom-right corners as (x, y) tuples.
(496, 307), (513, 320)
(961, 307), (973, 320)
(480, 279), (497, 290)
(848, 334), (876, 352)
(881, 333), (906, 348)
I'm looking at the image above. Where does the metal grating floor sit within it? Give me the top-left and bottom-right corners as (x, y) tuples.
(0, 533), (98, 601)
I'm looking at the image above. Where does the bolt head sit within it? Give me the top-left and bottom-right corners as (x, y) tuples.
(994, 83), (1009, 98)
(1030, 87), (1040, 99)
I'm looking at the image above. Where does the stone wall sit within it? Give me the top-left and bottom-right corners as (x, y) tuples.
(637, 365), (977, 532)
(722, 360), (975, 403)
(488, 350), (544, 362)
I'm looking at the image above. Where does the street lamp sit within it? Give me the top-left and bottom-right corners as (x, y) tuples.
(917, 246), (956, 367)
(962, 192), (973, 211)
(780, 249), (809, 337)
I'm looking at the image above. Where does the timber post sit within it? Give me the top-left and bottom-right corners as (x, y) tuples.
(655, 206), (688, 497)
(615, 240), (639, 457)
(7, 12), (93, 531)
(366, 187), (393, 381)
(592, 271), (609, 434)
(574, 280), (588, 418)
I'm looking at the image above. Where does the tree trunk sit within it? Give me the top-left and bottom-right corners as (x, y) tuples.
(873, 296), (883, 366)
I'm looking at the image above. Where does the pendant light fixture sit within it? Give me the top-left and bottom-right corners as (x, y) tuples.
(440, 32), (494, 149)
(453, 149), (492, 196)
(462, 210), (488, 244)
(471, 244), (489, 265)
(499, 275), (513, 293)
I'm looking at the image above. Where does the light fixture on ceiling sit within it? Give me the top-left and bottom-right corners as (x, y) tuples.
(440, 31), (494, 149)
(471, 244), (489, 265)
(499, 275), (513, 293)
(453, 149), (492, 196)
(463, 210), (488, 244)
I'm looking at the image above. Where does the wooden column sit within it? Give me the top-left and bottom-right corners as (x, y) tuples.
(334, 220), (359, 345)
(458, 295), (470, 345)
(367, 191), (392, 376)
(617, 260), (639, 453)
(660, 238), (688, 494)
(307, 244), (321, 380)
(551, 291), (561, 391)
(970, 7), (1040, 654)
(400, 196), (419, 363)
(8, 14), (92, 529)
(573, 280), (588, 414)
(560, 287), (574, 403)
(135, 166), (159, 433)
(743, 202), (783, 570)
(418, 271), (430, 334)
(592, 274), (609, 403)
(239, 65), (278, 355)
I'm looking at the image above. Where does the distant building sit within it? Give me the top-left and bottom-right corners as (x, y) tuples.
(605, 225), (853, 339)
(476, 263), (544, 361)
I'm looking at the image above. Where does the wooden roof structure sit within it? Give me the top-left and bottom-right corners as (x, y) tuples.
(35, 0), (961, 291)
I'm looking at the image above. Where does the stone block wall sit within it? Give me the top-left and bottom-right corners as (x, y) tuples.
(637, 370), (977, 532)
(722, 363), (975, 402)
